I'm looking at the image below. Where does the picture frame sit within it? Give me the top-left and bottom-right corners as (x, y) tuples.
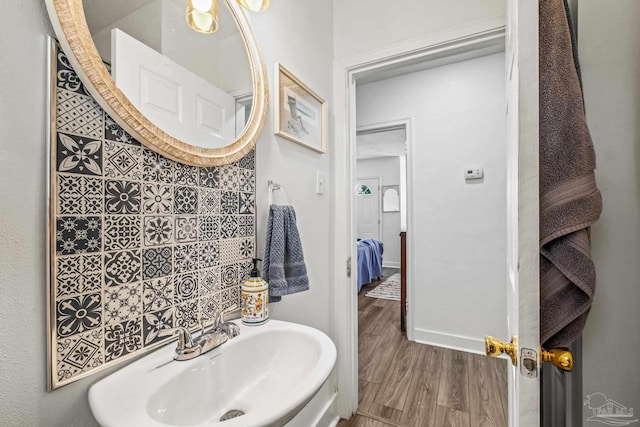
(382, 185), (401, 212)
(274, 63), (327, 153)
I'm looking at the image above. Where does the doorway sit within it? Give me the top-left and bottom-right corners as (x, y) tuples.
(334, 24), (512, 426)
(355, 123), (409, 337)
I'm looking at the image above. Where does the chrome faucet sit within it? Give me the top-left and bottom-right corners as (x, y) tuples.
(158, 306), (241, 361)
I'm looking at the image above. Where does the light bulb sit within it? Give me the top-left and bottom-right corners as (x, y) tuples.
(192, 0), (213, 12)
(191, 11), (214, 31)
(186, 0), (219, 34)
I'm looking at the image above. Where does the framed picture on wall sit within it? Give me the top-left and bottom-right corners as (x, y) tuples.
(382, 185), (400, 212)
(274, 63), (327, 153)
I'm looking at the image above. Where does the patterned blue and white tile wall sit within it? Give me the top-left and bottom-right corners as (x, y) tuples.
(50, 43), (256, 389)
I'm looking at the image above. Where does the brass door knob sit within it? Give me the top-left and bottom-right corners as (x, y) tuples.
(485, 336), (518, 366)
(541, 348), (574, 372)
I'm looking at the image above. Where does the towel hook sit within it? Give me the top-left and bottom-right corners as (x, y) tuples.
(268, 180), (290, 206)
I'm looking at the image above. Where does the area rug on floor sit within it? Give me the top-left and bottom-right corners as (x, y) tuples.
(365, 273), (400, 301)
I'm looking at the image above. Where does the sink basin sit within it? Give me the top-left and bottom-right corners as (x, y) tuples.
(89, 320), (337, 427)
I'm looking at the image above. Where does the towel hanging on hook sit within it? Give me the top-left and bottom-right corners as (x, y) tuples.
(268, 180), (290, 206)
(264, 183), (309, 302)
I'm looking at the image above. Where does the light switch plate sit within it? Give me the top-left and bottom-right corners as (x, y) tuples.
(316, 171), (325, 194)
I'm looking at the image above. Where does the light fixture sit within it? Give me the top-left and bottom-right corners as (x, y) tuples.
(186, 0), (219, 34)
(236, 0), (270, 12)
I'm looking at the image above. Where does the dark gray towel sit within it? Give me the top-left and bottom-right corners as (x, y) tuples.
(539, 0), (602, 348)
(263, 205), (309, 302)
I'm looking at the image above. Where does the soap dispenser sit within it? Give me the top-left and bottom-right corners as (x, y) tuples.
(241, 258), (269, 325)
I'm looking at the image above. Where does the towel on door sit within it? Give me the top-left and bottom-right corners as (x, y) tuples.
(539, 0), (602, 348)
(263, 205), (309, 302)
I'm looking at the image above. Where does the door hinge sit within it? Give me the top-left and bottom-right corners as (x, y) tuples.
(346, 257), (352, 277)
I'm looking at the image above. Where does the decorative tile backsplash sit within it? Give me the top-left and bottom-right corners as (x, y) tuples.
(49, 43), (256, 389)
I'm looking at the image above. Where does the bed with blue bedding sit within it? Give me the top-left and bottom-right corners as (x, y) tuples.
(357, 239), (384, 292)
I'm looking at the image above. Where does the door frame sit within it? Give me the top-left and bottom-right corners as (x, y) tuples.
(354, 176), (382, 241)
(332, 18), (507, 417)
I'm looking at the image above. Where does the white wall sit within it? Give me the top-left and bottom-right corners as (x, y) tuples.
(579, 0), (640, 413)
(249, 0), (334, 336)
(0, 2), (104, 425)
(333, 0), (505, 59)
(0, 1), (335, 426)
(218, 33), (253, 94)
(357, 157), (402, 267)
(356, 53), (507, 352)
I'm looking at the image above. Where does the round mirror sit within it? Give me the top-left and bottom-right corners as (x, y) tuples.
(45, 0), (268, 166)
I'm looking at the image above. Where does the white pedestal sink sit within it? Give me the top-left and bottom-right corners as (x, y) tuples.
(88, 320), (337, 427)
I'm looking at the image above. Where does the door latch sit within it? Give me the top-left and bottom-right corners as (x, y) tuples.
(521, 348), (538, 378)
(346, 257), (351, 277)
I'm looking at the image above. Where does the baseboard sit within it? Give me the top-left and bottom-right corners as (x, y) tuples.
(382, 261), (400, 269)
(413, 328), (486, 355)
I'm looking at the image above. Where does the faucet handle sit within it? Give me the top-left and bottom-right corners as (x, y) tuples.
(157, 327), (195, 350)
(199, 317), (219, 335)
(157, 327), (202, 361)
(220, 321), (241, 339)
(201, 304), (239, 334)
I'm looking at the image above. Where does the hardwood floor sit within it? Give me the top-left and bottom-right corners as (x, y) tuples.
(338, 270), (508, 427)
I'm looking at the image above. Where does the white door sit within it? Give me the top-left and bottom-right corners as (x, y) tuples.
(112, 29), (237, 149)
(356, 178), (381, 240)
(502, 0), (540, 425)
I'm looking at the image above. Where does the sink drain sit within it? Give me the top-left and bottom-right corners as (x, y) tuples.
(220, 409), (245, 421)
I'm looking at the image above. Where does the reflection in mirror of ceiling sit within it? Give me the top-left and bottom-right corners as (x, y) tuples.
(83, 0), (238, 37)
(82, 0), (156, 34)
(356, 127), (406, 160)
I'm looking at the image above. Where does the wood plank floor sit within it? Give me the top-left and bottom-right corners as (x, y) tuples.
(338, 270), (508, 427)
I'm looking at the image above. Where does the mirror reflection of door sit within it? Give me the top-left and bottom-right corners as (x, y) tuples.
(112, 29), (237, 148)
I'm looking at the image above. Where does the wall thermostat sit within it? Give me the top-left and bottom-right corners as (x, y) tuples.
(464, 166), (484, 180)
